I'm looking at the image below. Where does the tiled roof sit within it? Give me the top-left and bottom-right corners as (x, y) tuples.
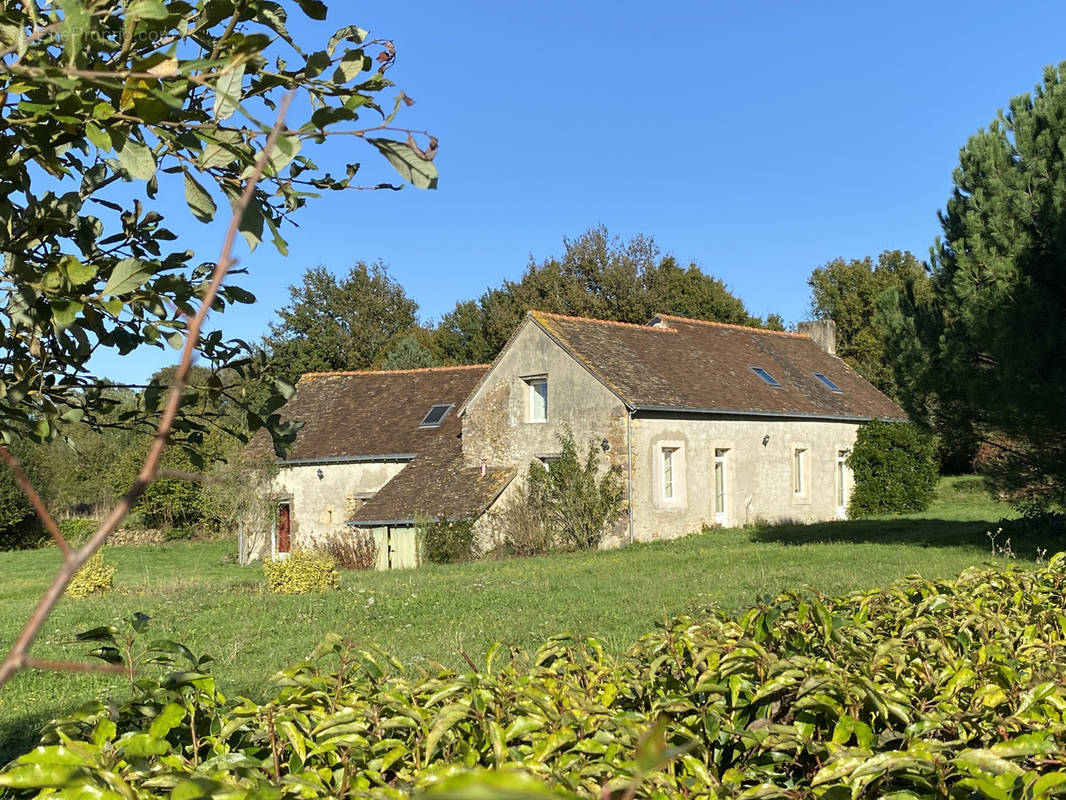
(529, 311), (906, 421)
(249, 365), (489, 461)
(349, 441), (514, 524)
(249, 364), (511, 524)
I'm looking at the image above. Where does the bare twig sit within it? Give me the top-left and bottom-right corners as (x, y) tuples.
(23, 658), (126, 676)
(0, 445), (71, 557)
(0, 92), (296, 690)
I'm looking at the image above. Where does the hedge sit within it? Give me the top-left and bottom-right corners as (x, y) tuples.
(4, 555), (1066, 798)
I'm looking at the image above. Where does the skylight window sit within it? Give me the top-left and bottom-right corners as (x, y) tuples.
(418, 403), (453, 428)
(749, 366), (781, 387)
(813, 372), (843, 392)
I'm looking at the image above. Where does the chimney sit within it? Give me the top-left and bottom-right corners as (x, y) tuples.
(797, 319), (836, 355)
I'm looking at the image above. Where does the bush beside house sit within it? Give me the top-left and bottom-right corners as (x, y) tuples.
(847, 420), (939, 517)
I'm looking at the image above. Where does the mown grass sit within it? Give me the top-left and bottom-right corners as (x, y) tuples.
(0, 476), (1038, 762)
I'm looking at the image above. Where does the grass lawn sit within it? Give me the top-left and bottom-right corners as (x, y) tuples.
(0, 476), (1037, 762)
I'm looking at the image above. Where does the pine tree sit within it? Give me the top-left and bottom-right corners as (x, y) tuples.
(883, 63), (1066, 504)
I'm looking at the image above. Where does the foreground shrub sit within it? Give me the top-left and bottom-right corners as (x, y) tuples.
(9, 555), (1066, 799)
(418, 517), (476, 563)
(847, 419), (938, 517)
(263, 550), (339, 594)
(65, 553), (116, 598)
(319, 529), (378, 569)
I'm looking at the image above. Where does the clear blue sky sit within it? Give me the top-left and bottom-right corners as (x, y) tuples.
(95, 0), (1066, 382)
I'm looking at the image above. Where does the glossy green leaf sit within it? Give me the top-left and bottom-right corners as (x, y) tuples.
(295, 0), (328, 21)
(213, 65), (245, 121)
(183, 173), (217, 223)
(368, 138), (439, 189)
(102, 258), (151, 296)
(117, 140), (157, 180)
(148, 702), (186, 738)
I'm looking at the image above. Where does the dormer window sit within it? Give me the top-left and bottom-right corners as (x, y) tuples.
(418, 403), (453, 428)
(813, 372), (842, 392)
(749, 366), (781, 387)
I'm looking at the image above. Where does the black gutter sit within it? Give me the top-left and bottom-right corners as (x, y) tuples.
(630, 405), (907, 424)
(280, 454), (416, 467)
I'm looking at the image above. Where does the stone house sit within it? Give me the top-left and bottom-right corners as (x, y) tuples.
(244, 365), (513, 566)
(251, 310), (904, 563)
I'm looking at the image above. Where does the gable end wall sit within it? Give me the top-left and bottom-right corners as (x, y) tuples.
(461, 320), (628, 473)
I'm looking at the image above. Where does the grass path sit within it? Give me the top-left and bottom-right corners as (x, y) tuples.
(0, 476), (1032, 761)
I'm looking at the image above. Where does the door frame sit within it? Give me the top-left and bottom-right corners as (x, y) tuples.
(274, 497), (293, 556)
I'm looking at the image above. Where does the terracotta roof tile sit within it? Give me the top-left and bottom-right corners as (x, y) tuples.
(530, 311), (906, 421)
(350, 442), (514, 524)
(249, 365), (489, 461)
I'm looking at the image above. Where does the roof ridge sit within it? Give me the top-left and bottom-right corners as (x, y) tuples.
(530, 309), (676, 332)
(530, 309), (808, 339)
(654, 313), (810, 339)
(299, 364), (490, 382)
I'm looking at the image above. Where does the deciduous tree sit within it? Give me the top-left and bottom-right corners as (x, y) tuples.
(434, 226), (771, 364)
(0, 0), (437, 452)
(807, 250), (930, 399)
(263, 263), (420, 381)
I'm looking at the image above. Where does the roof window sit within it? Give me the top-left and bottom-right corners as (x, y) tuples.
(813, 372), (842, 392)
(749, 366), (781, 387)
(418, 403), (454, 428)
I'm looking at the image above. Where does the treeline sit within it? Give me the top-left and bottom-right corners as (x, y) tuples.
(261, 226), (786, 382)
(0, 367), (269, 549)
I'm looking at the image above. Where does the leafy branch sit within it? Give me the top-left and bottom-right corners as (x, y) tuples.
(0, 91), (294, 689)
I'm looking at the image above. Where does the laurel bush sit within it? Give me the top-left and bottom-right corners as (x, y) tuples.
(263, 550), (339, 594)
(847, 420), (939, 517)
(64, 553), (116, 598)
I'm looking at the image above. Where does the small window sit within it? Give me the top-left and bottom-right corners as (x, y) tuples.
(750, 366), (781, 387)
(662, 447), (678, 500)
(814, 372), (843, 392)
(418, 403), (454, 428)
(538, 454), (561, 471)
(793, 448), (807, 496)
(714, 448), (729, 523)
(836, 449), (848, 509)
(526, 377), (548, 423)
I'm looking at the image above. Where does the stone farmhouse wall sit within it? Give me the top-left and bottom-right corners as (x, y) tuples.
(252, 460), (407, 557)
(629, 414), (859, 540)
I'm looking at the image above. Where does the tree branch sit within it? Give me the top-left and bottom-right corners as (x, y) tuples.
(23, 658), (126, 676)
(0, 444), (71, 557)
(0, 92), (296, 690)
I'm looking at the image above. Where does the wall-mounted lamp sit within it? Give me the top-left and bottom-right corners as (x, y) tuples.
(761, 435), (770, 447)
(316, 468), (324, 480)
(601, 438), (610, 452)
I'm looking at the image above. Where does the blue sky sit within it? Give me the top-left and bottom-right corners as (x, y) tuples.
(94, 0), (1066, 382)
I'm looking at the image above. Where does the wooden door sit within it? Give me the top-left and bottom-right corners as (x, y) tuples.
(277, 502), (291, 553)
(389, 526), (419, 569)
